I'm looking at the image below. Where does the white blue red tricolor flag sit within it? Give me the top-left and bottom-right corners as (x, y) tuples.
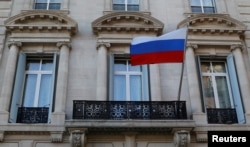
(130, 28), (187, 66)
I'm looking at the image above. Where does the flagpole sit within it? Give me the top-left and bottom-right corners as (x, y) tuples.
(177, 23), (189, 101)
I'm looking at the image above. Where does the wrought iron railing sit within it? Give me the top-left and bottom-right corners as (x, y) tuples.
(207, 108), (238, 124)
(17, 107), (49, 123)
(73, 100), (187, 120)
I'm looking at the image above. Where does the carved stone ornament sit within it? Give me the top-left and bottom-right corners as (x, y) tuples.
(57, 41), (72, 49)
(69, 128), (87, 147)
(0, 131), (4, 142)
(96, 42), (111, 49)
(50, 131), (63, 143)
(174, 130), (190, 147)
(7, 41), (22, 49)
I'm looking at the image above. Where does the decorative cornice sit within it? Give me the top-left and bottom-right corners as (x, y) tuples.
(92, 12), (164, 35)
(178, 14), (246, 35)
(4, 10), (78, 35)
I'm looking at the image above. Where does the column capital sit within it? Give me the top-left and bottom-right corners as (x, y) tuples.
(57, 41), (72, 49)
(186, 43), (198, 50)
(230, 44), (243, 51)
(7, 41), (22, 49)
(173, 130), (190, 147)
(96, 42), (110, 49)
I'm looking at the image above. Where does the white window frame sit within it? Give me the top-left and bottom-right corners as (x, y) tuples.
(113, 0), (140, 11)
(34, 0), (61, 10)
(109, 54), (149, 101)
(200, 60), (234, 108)
(190, 0), (216, 13)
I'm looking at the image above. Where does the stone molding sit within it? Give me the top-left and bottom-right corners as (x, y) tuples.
(173, 130), (190, 147)
(96, 42), (111, 49)
(230, 44), (243, 51)
(69, 128), (87, 147)
(57, 41), (72, 49)
(4, 10), (78, 35)
(7, 41), (22, 49)
(186, 43), (198, 50)
(92, 12), (164, 35)
(178, 14), (246, 35)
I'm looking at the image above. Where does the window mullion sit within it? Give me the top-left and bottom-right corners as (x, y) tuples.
(200, 0), (205, 13)
(212, 75), (220, 108)
(47, 0), (50, 10)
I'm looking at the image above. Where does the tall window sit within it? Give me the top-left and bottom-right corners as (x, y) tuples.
(198, 55), (245, 124)
(110, 55), (149, 101)
(190, 0), (216, 13)
(9, 52), (57, 123)
(34, 0), (61, 10)
(113, 0), (140, 11)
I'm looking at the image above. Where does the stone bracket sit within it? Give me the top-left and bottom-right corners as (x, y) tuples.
(174, 130), (190, 147)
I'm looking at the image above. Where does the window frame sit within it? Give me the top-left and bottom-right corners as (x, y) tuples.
(190, 0), (216, 13)
(34, 0), (61, 10)
(109, 54), (150, 101)
(112, 0), (140, 11)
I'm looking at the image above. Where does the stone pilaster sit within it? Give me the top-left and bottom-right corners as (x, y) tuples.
(51, 42), (71, 125)
(96, 42), (110, 101)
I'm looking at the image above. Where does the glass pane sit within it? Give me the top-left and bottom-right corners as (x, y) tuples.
(127, 0), (139, 4)
(127, 5), (139, 11)
(23, 74), (37, 107)
(114, 60), (127, 71)
(212, 62), (226, 73)
(216, 76), (231, 108)
(38, 75), (52, 107)
(202, 76), (216, 108)
(191, 6), (202, 12)
(130, 75), (141, 101)
(26, 60), (40, 70)
(50, 0), (60, 3)
(203, 0), (213, 6)
(49, 3), (61, 9)
(114, 75), (126, 101)
(201, 62), (211, 73)
(113, 0), (125, 4)
(113, 4), (125, 10)
(203, 7), (215, 13)
(34, 4), (47, 9)
(190, 0), (201, 6)
(41, 59), (53, 70)
(129, 63), (140, 71)
(36, 0), (47, 3)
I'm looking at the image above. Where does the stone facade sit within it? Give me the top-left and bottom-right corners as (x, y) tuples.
(0, 0), (250, 147)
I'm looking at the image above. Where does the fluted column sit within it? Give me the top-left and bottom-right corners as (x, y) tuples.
(185, 44), (205, 124)
(96, 43), (110, 101)
(52, 42), (70, 124)
(0, 42), (21, 112)
(231, 44), (250, 115)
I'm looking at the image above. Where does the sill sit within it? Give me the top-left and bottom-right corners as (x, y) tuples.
(103, 10), (151, 15)
(21, 9), (70, 15)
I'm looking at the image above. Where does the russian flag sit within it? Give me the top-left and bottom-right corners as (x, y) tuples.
(130, 28), (187, 66)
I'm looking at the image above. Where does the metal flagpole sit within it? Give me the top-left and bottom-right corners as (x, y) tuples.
(177, 23), (189, 101)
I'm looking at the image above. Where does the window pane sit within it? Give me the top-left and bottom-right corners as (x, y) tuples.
(23, 74), (37, 107)
(203, 0), (213, 6)
(113, 0), (125, 4)
(202, 76), (216, 108)
(50, 0), (60, 3)
(34, 3), (47, 9)
(113, 4), (125, 10)
(203, 7), (215, 13)
(127, 0), (139, 4)
(190, 0), (201, 6)
(26, 60), (40, 70)
(114, 75), (126, 101)
(191, 6), (202, 12)
(127, 5), (139, 11)
(36, 0), (47, 3)
(114, 60), (127, 71)
(129, 64), (140, 71)
(38, 75), (52, 107)
(212, 62), (226, 73)
(130, 75), (141, 101)
(201, 62), (211, 73)
(49, 3), (61, 10)
(41, 59), (53, 70)
(216, 76), (231, 108)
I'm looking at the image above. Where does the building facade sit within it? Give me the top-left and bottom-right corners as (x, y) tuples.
(0, 0), (250, 147)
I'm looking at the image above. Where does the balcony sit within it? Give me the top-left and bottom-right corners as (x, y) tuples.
(207, 108), (238, 124)
(73, 100), (187, 120)
(17, 107), (49, 123)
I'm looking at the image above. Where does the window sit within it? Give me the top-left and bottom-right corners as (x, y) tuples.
(197, 55), (245, 124)
(109, 54), (149, 101)
(113, 0), (139, 11)
(9, 52), (57, 123)
(190, 0), (216, 13)
(34, 0), (61, 10)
